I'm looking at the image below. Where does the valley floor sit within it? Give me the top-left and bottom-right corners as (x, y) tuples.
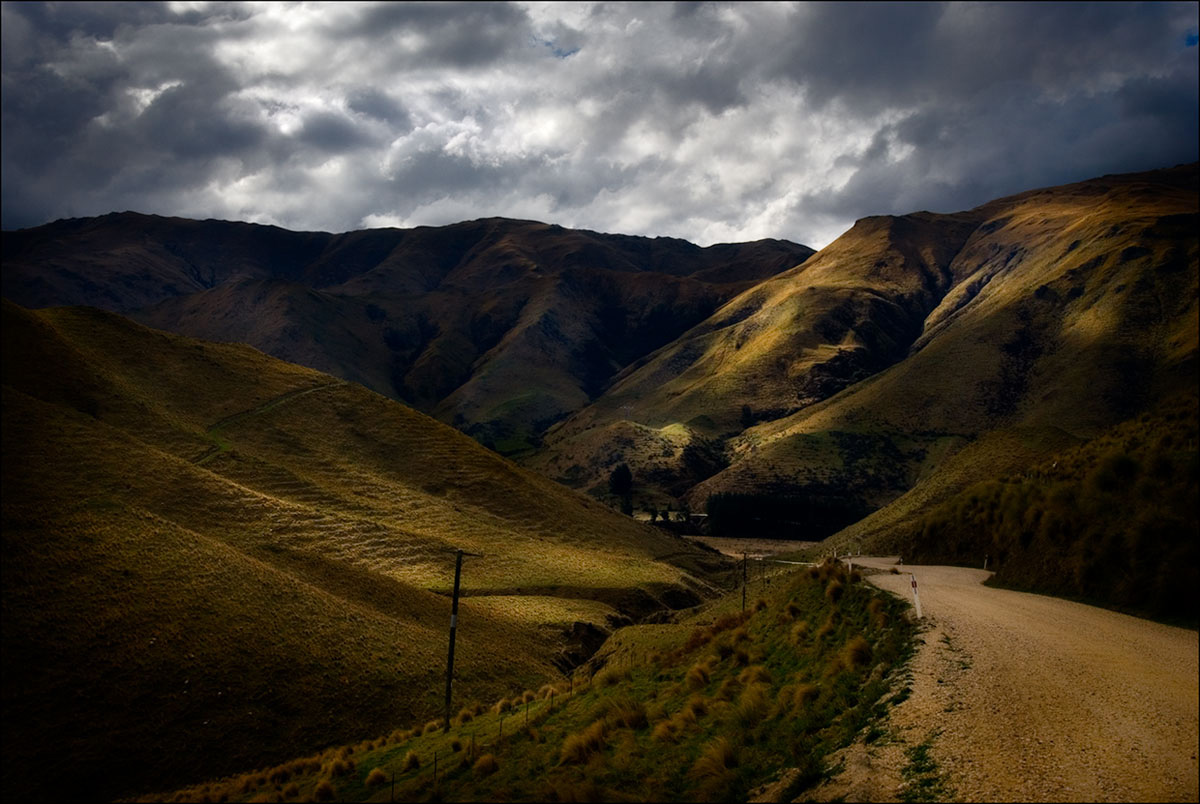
(807, 557), (1198, 803)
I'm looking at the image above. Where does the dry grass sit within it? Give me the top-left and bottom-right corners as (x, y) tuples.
(0, 300), (728, 800)
(365, 768), (387, 787)
(560, 720), (609, 764)
(473, 754), (499, 777)
(686, 662), (711, 690)
(402, 751), (420, 771)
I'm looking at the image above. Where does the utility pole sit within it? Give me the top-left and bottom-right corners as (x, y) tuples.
(742, 551), (747, 612)
(444, 548), (483, 733)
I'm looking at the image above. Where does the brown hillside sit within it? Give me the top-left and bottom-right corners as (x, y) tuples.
(2, 215), (812, 456)
(0, 300), (727, 802)
(532, 165), (1198, 531)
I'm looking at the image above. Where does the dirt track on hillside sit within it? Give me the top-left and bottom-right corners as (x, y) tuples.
(804, 557), (1198, 803)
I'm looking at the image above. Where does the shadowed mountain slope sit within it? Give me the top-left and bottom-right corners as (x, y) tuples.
(531, 165), (1198, 534)
(0, 300), (728, 802)
(2, 216), (813, 455)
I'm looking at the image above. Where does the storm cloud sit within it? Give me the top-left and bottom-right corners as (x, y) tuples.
(2, 1), (1196, 248)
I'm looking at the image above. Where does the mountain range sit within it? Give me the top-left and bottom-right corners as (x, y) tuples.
(6, 164), (1196, 539)
(2, 163), (1196, 799)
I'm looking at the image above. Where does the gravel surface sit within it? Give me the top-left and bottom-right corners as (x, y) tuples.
(803, 557), (1198, 803)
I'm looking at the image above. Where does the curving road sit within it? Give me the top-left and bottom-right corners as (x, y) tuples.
(836, 557), (1198, 802)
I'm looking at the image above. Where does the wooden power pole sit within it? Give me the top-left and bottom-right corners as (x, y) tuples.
(444, 548), (482, 732)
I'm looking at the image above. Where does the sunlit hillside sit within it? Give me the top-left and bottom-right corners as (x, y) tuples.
(0, 300), (728, 802)
(533, 165), (1198, 532)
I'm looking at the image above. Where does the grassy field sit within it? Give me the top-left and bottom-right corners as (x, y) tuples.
(1, 301), (730, 801)
(145, 559), (914, 803)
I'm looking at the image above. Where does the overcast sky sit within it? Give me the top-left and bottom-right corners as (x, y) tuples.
(2, 1), (1197, 248)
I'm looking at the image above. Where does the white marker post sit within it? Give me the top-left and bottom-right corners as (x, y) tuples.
(909, 573), (923, 619)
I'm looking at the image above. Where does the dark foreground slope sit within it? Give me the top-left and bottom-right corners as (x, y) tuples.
(2, 216), (812, 455)
(0, 300), (726, 802)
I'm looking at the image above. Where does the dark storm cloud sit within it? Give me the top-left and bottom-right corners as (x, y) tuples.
(2, 2), (1196, 248)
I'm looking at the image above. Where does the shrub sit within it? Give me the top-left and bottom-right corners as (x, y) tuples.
(402, 751), (420, 771)
(366, 768), (387, 787)
(473, 754), (499, 777)
(313, 780), (334, 802)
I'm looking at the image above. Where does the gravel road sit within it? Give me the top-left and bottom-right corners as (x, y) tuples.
(808, 557), (1198, 803)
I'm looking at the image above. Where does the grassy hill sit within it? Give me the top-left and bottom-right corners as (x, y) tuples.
(2, 215), (812, 456)
(875, 394), (1199, 625)
(145, 559), (914, 803)
(0, 300), (728, 802)
(532, 165), (1198, 532)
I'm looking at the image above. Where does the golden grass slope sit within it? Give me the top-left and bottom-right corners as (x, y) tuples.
(534, 165), (1199, 527)
(0, 300), (727, 801)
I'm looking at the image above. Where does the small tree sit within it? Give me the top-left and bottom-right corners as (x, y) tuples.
(609, 463), (633, 497)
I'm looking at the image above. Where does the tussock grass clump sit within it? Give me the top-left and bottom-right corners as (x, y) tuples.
(539, 683), (558, 699)
(601, 696), (648, 730)
(473, 754), (499, 777)
(313, 780), (334, 802)
(560, 719), (609, 764)
(752, 598), (768, 612)
(492, 697), (512, 715)
(825, 579), (844, 604)
(690, 736), (738, 778)
(784, 601), (802, 620)
(402, 750), (420, 771)
(366, 768), (387, 787)
(323, 758), (354, 778)
(738, 665), (771, 686)
(732, 647), (751, 666)
(651, 718), (680, 743)
(450, 738), (463, 752)
(282, 783), (299, 799)
(736, 683), (770, 725)
(423, 719), (440, 734)
(685, 661), (711, 690)
(716, 676), (740, 701)
(890, 567), (901, 574)
(790, 620), (810, 644)
(455, 706), (474, 725)
(684, 694), (709, 718)
(815, 613), (836, 640)
(844, 635), (873, 667)
(521, 689), (536, 703)
(596, 665), (632, 687)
